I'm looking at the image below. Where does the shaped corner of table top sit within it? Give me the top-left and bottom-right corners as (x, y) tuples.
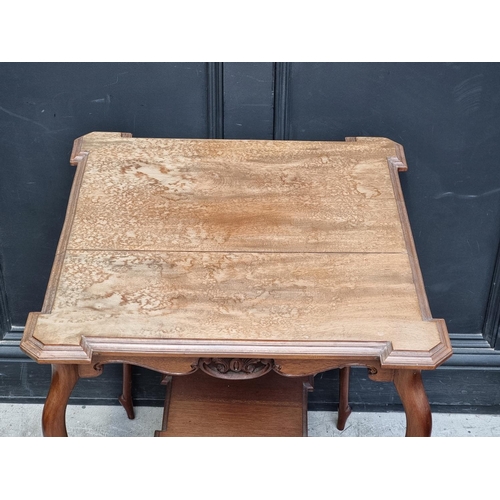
(70, 131), (133, 166)
(22, 133), (452, 371)
(345, 136), (408, 172)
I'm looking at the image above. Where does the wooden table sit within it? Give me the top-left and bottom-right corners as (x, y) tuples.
(20, 132), (452, 437)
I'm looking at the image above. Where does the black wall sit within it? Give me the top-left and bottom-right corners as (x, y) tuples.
(2, 62), (500, 411)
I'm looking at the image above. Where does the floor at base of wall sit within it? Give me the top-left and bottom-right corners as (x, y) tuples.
(1, 403), (500, 437)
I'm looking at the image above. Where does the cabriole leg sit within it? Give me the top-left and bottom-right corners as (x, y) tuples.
(42, 364), (79, 437)
(393, 369), (432, 437)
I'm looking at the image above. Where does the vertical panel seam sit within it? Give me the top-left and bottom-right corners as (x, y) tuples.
(207, 62), (224, 139)
(483, 242), (500, 349)
(0, 257), (12, 338)
(273, 62), (291, 140)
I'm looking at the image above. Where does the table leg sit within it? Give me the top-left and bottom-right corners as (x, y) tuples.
(154, 375), (173, 437)
(337, 367), (352, 430)
(42, 364), (79, 437)
(119, 363), (135, 419)
(393, 369), (432, 437)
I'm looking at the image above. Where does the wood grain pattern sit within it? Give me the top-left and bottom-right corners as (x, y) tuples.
(31, 251), (439, 351)
(154, 370), (309, 437)
(67, 133), (406, 253)
(20, 133), (452, 372)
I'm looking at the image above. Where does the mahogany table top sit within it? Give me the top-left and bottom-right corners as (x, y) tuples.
(21, 132), (451, 370)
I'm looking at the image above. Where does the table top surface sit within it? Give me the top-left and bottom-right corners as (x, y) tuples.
(21, 132), (451, 369)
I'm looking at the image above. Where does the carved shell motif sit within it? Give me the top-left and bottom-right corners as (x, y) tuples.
(198, 358), (274, 380)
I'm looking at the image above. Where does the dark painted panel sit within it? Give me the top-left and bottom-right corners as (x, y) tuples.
(3, 362), (500, 416)
(207, 63), (224, 139)
(223, 62), (274, 139)
(0, 62), (208, 326)
(0, 260), (10, 337)
(273, 62), (291, 140)
(484, 244), (500, 348)
(0, 362), (167, 407)
(287, 62), (500, 333)
(310, 367), (500, 414)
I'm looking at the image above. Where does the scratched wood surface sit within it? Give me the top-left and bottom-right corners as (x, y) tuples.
(22, 132), (450, 366)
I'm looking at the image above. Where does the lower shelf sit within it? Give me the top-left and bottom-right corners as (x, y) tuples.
(155, 370), (313, 437)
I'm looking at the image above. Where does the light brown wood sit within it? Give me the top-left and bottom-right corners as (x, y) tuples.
(32, 251), (439, 351)
(21, 134), (451, 370)
(19, 133), (452, 437)
(154, 370), (311, 437)
(67, 133), (407, 254)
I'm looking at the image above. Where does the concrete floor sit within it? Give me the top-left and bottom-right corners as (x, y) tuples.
(2, 403), (500, 436)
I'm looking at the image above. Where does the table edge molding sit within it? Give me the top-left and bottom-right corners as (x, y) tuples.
(19, 135), (453, 372)
(20, 322), (452, 370)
